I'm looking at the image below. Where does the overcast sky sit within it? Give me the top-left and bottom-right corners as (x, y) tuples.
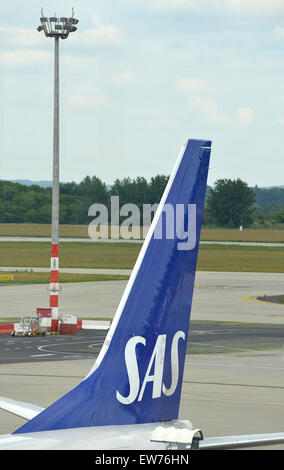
(1, 0), (284, 187)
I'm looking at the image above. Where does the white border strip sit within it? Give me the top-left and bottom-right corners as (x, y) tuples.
(81, 320), (111, 330)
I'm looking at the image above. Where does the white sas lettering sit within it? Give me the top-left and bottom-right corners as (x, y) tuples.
(116, 331), (185, 405)
(116, 336), (145, 405)
(138, 334), (166, 401)
(163, 330), (185, 396)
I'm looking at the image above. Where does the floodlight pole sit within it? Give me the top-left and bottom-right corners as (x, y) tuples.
(37, 11), (79, 329)
(50, 35), (60, 329)
(52, 35), (59, 247)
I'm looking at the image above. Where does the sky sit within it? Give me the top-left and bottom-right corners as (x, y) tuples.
(1, 0), (284, 188)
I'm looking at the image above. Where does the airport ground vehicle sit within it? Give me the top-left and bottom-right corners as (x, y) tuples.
(11, 315), (47, 337)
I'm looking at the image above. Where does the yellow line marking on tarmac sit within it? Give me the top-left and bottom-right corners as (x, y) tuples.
(242, 295), (284, 306)
(220, 322), (255, 325)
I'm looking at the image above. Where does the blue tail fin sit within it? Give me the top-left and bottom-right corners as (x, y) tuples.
(14, 138), (211, 433)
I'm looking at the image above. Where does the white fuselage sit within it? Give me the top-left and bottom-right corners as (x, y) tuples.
(0, 419), (193, 450)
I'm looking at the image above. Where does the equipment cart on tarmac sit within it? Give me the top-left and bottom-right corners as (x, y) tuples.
(11, 315), (47, 337)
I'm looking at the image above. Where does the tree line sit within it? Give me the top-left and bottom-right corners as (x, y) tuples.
(0, 176), (169, 226)
(0, 176), (283, 228)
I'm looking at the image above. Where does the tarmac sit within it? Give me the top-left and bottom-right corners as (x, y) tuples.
(0, 351), (283, 449)
(0, 271), (283, 449)
(0, 271), (283, 324)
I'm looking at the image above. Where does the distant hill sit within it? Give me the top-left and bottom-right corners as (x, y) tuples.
(7, 180), (113, 190)
(261, 186), (284, 189)
(9, 179), (52, 188)
(252, 186), (284, 206)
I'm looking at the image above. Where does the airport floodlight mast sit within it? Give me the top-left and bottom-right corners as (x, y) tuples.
(37, 9), (79, 329)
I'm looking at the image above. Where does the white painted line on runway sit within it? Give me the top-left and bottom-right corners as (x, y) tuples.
(30, 353), (54, 357)
(63, 355), (84, 359)
(37, 338), (106, 354)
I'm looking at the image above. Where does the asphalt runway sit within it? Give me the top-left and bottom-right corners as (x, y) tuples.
(1, 322), (284, 364)
(0, 329), (106, 364)
(0, 271), (284, 449)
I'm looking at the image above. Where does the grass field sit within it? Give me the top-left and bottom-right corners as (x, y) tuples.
(0, 223), (284, 243)
(0, 272), (129, 284)
(0, 224), (90, 238)
(197, 244), (284, 273)
(0, 241), (283, 273)
(201, 227), (284, 243)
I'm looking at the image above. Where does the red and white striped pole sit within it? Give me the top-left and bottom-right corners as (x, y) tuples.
(50, 244), (60, 331)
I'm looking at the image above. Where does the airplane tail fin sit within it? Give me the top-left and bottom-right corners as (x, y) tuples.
(14, 138), (211, 433)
